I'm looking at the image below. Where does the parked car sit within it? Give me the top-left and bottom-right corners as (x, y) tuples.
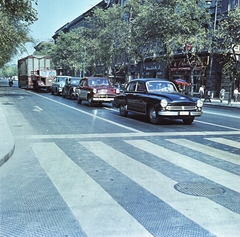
(75, 77), (120, 106)
(62, 77), (81, 99)
(50, 76), (69, 95)
(113, 78), (203, 124)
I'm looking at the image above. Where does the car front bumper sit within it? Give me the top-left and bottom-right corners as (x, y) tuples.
(158, 110), (202, 116)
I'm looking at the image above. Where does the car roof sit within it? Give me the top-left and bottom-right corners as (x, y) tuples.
(82, 77), (108, 80)
(129, 78), (169, 83)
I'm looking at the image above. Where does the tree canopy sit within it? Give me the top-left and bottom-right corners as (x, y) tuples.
(0, 0), (38, 67)
(50, 0), (211, 78)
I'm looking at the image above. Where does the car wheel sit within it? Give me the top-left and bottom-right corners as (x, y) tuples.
(57, 89), (60, 96)
(70, 91), (74, 100)
(120, 104), (128, 117)
(183, 117), (194, 125)
(62, 89), (66, 98)
(88, 95), (93, 106)
(51, 88), (54, 95)
(77, 97), (82, 104)
(148, 106), (161, 124)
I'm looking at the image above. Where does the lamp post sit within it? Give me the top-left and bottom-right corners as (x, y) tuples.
(206, 0), (219, 101)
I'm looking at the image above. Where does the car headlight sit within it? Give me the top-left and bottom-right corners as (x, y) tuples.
(197, 99), (203, 107)
(116, 88), (120, 94)
(160, 99), (168, 108)
(93, 88), (97, 93)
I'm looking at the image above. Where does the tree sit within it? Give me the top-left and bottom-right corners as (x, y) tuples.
(0, 0), (38, 67)
(33, 42), (55, 56)
(214, 7), (240, 104)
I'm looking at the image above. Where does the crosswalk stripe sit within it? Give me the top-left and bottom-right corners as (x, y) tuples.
(127, 139), (240, 193)
(205, 137), (240, 149)
(80, 140), (240, 237)
(31, 142), (153, 237)
(167, 138), (240, 166)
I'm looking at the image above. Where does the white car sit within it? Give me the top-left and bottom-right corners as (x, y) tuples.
(50, 76), (69, 95)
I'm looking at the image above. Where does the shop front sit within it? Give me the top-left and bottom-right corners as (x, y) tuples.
(170, 56), (208, 96)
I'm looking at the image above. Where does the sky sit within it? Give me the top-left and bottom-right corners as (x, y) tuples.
(14, 0), (101, 62)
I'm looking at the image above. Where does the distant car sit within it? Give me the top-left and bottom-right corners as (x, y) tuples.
(75, 77), (120, 106)
(62, 77), (81, 99)
(114, 78), (203, 124)
(50, 76), (69, 95)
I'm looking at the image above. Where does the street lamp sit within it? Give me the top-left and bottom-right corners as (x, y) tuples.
(206, 0), (219, 101)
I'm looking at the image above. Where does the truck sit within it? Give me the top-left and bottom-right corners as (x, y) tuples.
(18, 55), (57, 92)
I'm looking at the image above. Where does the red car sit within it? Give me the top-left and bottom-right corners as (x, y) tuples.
(75, 77), (120, 106)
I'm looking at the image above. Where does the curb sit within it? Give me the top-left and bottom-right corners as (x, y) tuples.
(0, 105), (15, 167)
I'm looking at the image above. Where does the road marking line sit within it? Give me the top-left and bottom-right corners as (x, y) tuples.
(195, 120), (240, 130)
(126, 139), (240, 193)
(205, 137), (240, 148)
(15, 130), (240, 140)
(27, 91), (142, 133)
(80, 140), (240, 237)
(31, 142), (152, 237)
(167, 138), (240, 166)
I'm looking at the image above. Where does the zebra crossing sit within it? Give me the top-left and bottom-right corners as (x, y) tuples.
(31, 136), (240, 237)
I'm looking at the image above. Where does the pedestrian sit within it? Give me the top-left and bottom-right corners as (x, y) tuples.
(199, 85), (205, 99)
(219, 87), (225, 102)
(233, 88), (239, 102)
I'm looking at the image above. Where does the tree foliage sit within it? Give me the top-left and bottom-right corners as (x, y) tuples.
(51, 0), (211, 78)
(0, 0), (38, 67)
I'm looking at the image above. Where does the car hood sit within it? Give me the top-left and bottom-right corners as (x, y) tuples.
(148, 91), (197, 103)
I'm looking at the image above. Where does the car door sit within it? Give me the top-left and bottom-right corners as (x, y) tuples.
(79, 79), (87, 100)
(126, 81), (138, 111)
(134, 82), (147, 113)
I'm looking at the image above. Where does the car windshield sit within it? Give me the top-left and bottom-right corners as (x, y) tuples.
(71, 79), (80, 85)
(146, 81), (177, 93)
(89, 79), (109, 86)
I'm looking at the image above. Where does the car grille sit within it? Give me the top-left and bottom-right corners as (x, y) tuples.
(166, 105), (197, 111)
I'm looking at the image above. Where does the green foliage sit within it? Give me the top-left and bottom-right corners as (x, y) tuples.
(33, 42), (55, 56)
(51, 0), (212, 76)
(215, 7), (240, 83)
(0, 64), (17, 78)
(0, 0), (38, 67)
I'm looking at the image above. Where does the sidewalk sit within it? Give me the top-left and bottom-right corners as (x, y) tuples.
(203, 97), (240, 108)
(0, 96), (239, 167)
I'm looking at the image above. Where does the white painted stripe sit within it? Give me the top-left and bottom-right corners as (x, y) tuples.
(80, 141), (240, 237)
(15, 130), (240, 140)
(127, 139), (240, 193)
(31, 142), (152, 237)
(204, 110), (240, 119)
(167, 138), (240, 166)
(205, 137), (240, 149)
(195, 120), (240, 130)
(27, 90), (142, 133)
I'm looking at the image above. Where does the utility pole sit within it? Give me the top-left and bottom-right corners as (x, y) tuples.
(206, 0), (219, 101)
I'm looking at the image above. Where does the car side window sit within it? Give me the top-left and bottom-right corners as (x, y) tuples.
(137, 82), (146, 92)
(128, 82), (137, 91)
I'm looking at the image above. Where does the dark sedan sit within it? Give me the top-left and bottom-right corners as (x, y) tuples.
(62, 77), (81, 99)
(114, 78), (203, 124)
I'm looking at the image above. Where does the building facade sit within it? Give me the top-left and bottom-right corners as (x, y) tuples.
(52, 0), (240, 96)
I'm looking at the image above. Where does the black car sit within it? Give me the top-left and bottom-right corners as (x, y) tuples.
(114, 78), (203, 124)
(62, 77), (81, 99)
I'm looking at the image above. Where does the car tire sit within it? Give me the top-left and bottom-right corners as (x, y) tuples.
(88, 95), (93, 106)
(148, 106), (161, 124)
(51, 89), (54, 95)
(62, 89), (66, 98)
(77, 97), (82, 104)
(57, 89), (60, 96)
(120, 105), (128, 117)
(183, 117), (194, 125)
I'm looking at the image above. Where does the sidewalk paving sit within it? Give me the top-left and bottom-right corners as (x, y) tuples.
(0, 96), (239, 167)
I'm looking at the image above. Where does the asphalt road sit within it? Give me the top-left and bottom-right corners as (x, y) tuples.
(1, 81), (240, 237)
